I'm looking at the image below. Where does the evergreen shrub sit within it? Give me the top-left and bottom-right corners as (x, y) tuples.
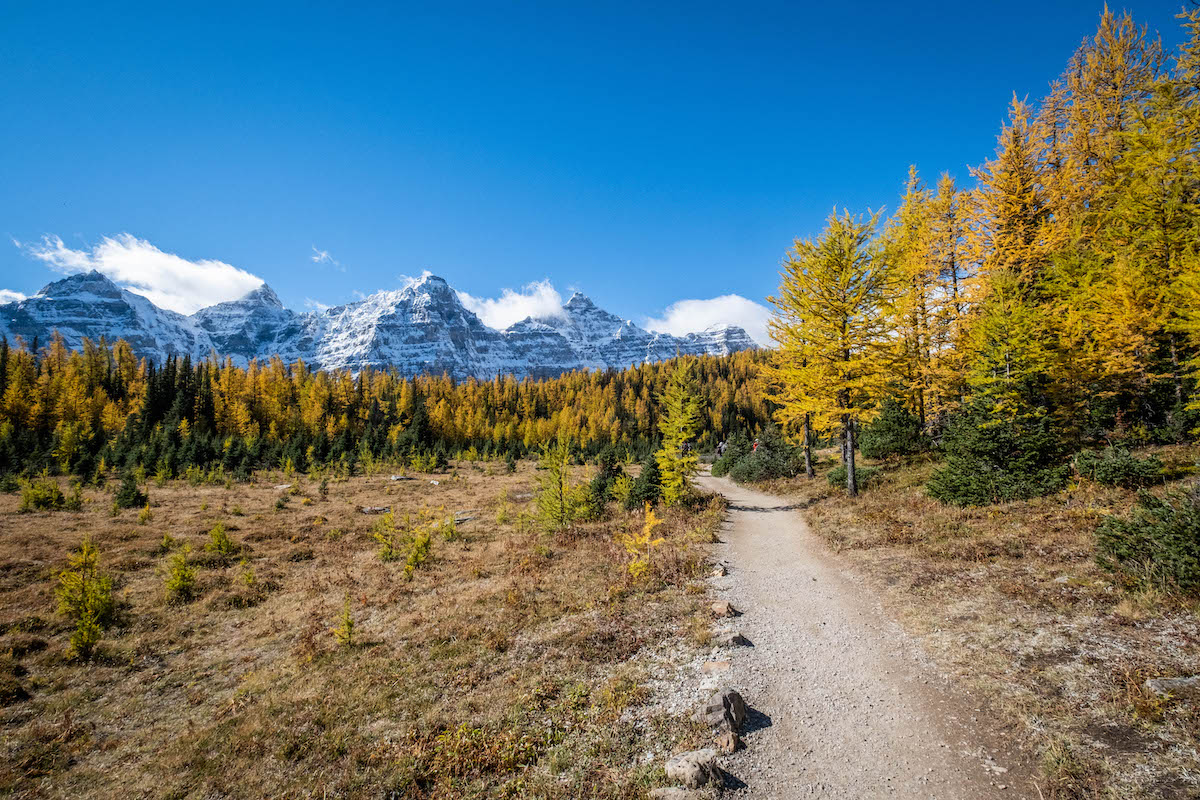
(926, 406), (1069, 506)
(1096, 484), (1200, 593)
(860, 399), (930, 460)
(1074, 446), (1162, 488)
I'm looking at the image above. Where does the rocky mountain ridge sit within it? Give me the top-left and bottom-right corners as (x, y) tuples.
(0, 271), (757, 379)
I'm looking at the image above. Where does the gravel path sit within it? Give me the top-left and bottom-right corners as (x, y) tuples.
(696, 473), (1035, 799)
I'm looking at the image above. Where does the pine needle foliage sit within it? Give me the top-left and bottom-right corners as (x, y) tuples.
(205, 522), (240, 558)
(654, 359), (701, 506)
(55, 536), (115, 660)
(618, 504), (666, 580)
(333, 591), (355, 648)
(536, 439), (576, 531)
(1097, 483), (1200, 593)
(768, 209), (892, 496)
(164, 546), (198, 604)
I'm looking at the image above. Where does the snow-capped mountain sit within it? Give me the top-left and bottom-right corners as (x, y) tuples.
(0, 271), (757, 379)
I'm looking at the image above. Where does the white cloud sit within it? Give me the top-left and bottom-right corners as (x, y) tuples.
(23, 234), (263, 315)
(304, 298), (332, 312)
(0, 289), (27, 304)
(457, 279), (565, 330)
(644, 294), (772, 346)
(311, 246), (344, 272)
(397, 270), (434, 291)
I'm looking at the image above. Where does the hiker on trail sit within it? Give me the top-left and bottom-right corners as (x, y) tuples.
(752, 438), (759, 452)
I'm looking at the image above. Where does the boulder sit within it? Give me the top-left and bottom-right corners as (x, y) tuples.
(359, 506), (391, 514)
(711, 600), (738, 618)
(701, 660), (731, 675)
(712, 565), (727, 577)
(704, 688), (747, 733)
(665, 748), (723, 789)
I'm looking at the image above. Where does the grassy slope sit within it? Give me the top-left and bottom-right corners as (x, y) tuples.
(0, 463), (723, 799)
(757, 445), (1200, 799)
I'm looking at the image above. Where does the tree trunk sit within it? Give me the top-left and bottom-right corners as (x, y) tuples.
(845, 416), (858, 497)
(803, 412), (815, 479)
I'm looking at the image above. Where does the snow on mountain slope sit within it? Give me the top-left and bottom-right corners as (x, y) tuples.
(0, 271), (207, 364)
(0, 272), (758, 378)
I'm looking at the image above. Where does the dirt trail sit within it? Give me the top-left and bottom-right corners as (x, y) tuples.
(696, 473), (1036, 799)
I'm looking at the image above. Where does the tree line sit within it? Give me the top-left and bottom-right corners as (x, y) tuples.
(769, 8), (1200, 503)
(0, 332), (769, 481)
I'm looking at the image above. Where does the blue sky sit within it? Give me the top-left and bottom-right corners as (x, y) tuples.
(0, 0), (1189, 343)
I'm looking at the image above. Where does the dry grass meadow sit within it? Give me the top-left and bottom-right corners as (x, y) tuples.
(0, 461), (725, 799)
(759, 445), (1200, 799)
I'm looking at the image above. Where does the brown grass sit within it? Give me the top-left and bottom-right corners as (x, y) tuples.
(0, 461), (722, 798)
(758, 446), (1200, 799)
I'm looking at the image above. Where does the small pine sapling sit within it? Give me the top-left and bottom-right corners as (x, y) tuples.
(165, 546), (198, 604)
(332, 592), (355, 648)
(55, 536), (115, 661)
(617, 504), (666, 580)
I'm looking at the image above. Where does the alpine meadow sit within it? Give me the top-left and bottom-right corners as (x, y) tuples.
(3, 4), (1200, 800)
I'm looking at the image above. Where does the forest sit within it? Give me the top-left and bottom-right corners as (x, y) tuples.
(767, 8), (1200, 509)
(0, 334), (767, 482)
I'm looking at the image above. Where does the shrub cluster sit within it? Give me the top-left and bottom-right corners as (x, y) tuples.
(926, 406), (1069, 506)
(717, 426), (797, 484)
(113, 473), (148, 510)
(19, 476), (65, 512)
(710, 432), (750, 478)
(826, 463), (880, 490)
(1096, 483), (1200, 593)
(859, 399), (930, 460)
(624, 455), (662, 511)
(1074, 446), (1162, 488)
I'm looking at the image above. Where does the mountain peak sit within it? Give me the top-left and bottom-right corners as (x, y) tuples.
(36, 270), (122, 299)
(238, 283), (283, 309)
(407, 274), (458, 303)
(413, 274), (450, 289)
(4, 272), (757, 378)
(564, 291), (595, 311)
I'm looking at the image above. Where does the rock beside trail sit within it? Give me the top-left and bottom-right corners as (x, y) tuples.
(665, 748), (724, 789)
(704, 688), (747, 733)
(1146, 675), (1200, 697)
(701, 660), (731, 675)
(712, 565), (727, 577)
(715, 729), (743, 754)
(711, 600), (738, 617)
(713, 629), (750, 647)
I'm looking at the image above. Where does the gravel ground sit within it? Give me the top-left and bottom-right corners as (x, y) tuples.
(695, 474), (1039, 799)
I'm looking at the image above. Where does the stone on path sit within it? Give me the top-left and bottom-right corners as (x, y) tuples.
(704, 688), (747, 733)
(665, 748), (723, 789)
(712, 564), (727, 577)
(711, 600), (737, 617)
(713, 629), (750, 647)
(715, 729), (743, 754)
